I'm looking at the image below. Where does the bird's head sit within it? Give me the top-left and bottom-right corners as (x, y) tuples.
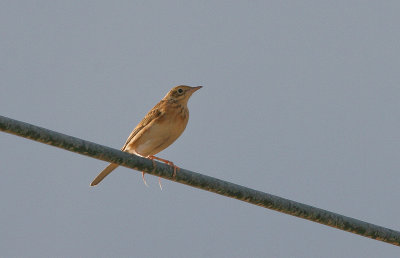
(163, 85), (202, 104)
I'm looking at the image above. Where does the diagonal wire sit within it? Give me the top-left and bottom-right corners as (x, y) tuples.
(0, 114), (399, 246)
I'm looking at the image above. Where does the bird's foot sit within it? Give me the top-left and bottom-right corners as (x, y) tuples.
(141, 171), (148, 187)
(149, 155), (180, 179)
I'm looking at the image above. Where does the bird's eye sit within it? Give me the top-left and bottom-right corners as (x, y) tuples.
(177, 88), (184, 94)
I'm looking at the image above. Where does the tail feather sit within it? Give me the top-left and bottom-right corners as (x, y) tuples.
(90, 163), (119, 186)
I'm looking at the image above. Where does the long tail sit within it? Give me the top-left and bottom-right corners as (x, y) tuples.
(90, 163), (119, 186)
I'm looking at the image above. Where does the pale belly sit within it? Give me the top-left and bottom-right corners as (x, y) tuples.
(126, 118), (187, 157)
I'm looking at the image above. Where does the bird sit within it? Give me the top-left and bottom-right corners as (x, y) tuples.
(90, 85), (202, 187)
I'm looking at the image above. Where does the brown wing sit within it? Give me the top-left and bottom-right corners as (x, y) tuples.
(121, 101), (164, 151)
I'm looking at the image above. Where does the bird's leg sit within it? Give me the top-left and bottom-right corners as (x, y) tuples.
(149, 155), (180, 179)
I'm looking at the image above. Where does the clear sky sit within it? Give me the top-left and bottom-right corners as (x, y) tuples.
(1, 1), (400, 257)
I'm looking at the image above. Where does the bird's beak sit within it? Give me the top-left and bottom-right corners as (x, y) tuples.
(191, 86), (203, 92)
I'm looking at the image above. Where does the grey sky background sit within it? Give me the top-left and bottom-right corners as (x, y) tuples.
(1, 1), (400, 257)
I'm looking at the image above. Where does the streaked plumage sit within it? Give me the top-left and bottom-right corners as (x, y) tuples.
(90, 85), (202, 186)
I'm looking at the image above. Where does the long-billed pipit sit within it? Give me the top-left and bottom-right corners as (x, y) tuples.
(90, 85), (202, 187)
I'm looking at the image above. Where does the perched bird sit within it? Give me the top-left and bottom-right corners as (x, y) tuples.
(90, 85), (202, 187)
